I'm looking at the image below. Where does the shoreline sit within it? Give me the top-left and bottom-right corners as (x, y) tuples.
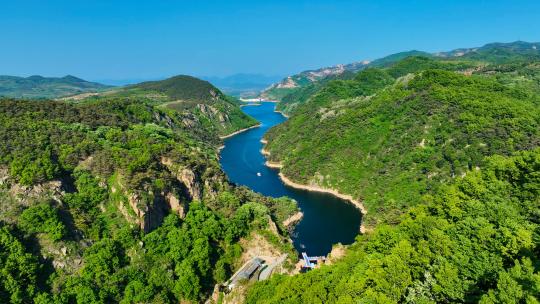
(219, 123), (261, 140)
(278, 170), (368, 234)
(282, 211), (304, 227)
(261, 140), (368, 234)
(217, 145), (225, 154)
(240, 103), (262, 108)
(274, 109), (289, 118)
(221, 103), (369, 234)
(265, 161), (283, 168)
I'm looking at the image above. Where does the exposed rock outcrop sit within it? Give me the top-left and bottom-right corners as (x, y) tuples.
(8, 179), (65, 206)
(161, 157), (204, 201)
(165, 192), (186, 218)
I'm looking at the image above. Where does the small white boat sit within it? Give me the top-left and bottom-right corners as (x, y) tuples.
(257, 172), (262, 177)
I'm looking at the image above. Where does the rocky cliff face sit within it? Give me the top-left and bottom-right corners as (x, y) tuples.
(1, 152), (225, 234)
(260, 60), (371, 100)
(112, 178), (187, 233)
(109, 157), (226, 233)
(161, 157), (203, 201)
(0, 167), (66, 224)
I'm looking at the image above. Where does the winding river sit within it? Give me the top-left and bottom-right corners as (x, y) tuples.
(220, 102), (362, 256)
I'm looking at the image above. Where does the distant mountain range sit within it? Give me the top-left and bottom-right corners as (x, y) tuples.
(0, 73), (282, 100)
(260, 41), (540, 101)
(0, 75), (111, 99)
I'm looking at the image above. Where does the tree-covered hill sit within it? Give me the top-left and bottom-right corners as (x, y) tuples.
(264, 58), (540, 227)
(438, 41), (540, 63)
(275, 71), (357, 115)
(133, 75), (225, 102)
(247, 149), (540, 303)
(269, 41), (540, 116)
(248, 42), (540, 304)
(70, 75), (258, 138)
(0, 94), (297, 302)
(0, 75), (111, 99)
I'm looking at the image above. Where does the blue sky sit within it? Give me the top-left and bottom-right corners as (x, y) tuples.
(1, 0), (539, 82)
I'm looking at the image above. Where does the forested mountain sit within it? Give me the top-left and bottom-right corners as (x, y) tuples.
(0, 75), (110, 99)
(259, 60), (370, 102)
(133, 75), (224, 102)
(248, 149), (540, 302)
(71, 75), (257, 138)
(267, 41), (540, 115)
(1, 41), (539, 304)
(263, 56), (540, 227)
(0, 77), (298, 302)
(436, 41), (540, 63)
(249, 43), (540, 302)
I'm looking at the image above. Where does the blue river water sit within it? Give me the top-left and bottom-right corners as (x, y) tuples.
(219, 102), (362, 256)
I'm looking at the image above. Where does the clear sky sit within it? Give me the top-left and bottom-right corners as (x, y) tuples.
(1, 0), (539, 81)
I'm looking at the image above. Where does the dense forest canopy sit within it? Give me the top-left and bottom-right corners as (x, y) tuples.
(247, 149), (540, 303)
(250, 42), (540, 303)
(133, 75), (225, 102)
(93, 75), (258, 138)
(0, 85), (296, 302)
(0, 42), (539, 303)
(264, 56), (540, 227)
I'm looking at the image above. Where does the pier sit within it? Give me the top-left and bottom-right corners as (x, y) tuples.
(301, 252), (325, 269)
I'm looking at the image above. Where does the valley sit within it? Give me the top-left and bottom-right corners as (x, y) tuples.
(0, 41), (539, 303)
(219, 102), (362, 256)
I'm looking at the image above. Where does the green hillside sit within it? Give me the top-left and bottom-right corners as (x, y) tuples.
(275, 71), (357, 114)
(133, 75), (225, 102)
(1, 40), (539, 304)
(0, 95), (297, 303)
(263, 58), (540, 227)
(0, 75), (111, 99)
(368, 50), (432, 67)
(247, 149), (540, 303)
(248, 45), (540, 303)
(73, 75), (258, 138)
(267, 41), (540, 116)
(442, 41), (540, 63)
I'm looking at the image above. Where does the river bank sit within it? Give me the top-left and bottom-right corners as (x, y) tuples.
(282, 211), (304, 227)
(219, 123), (261, 139)
(261, 139), (368, 233)
(220, 102), (362, 255)
(274, 109), (289, 118)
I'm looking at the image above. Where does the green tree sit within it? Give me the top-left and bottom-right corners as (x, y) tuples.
(19, 203), (67, 241)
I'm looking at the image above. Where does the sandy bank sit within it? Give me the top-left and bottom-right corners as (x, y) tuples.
(274, 109), (289, 118)
(282, 211), (304, 227)
(219, 124), (261, 139)
(265, 161), (283, 169)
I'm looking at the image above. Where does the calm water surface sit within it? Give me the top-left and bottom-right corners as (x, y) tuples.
(220, 102), (361, 256)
